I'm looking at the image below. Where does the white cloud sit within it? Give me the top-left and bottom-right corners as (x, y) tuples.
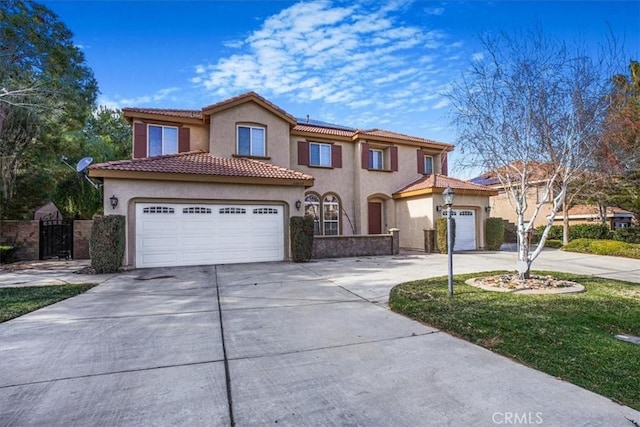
(191, 0), (460, 129)
(471, 52), (484, 62)
(99, 87), (181, 109)
(432, 98), (450, 109)
(424, 7), (444, 16)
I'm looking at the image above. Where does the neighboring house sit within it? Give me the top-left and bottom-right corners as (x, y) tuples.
(89, 92), (496, 269)
(471, 163), (633, 229)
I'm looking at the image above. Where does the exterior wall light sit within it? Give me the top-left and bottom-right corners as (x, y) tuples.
(110, 195), (119, 210)
(295, 200), (302, 211)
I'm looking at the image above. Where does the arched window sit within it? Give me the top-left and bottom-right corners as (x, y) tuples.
(323, 194), (340, 236)
(304, 193), (321, 235)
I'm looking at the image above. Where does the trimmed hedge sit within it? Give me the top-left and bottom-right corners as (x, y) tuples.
(290, 216), (314, 262)
(536, 223), (613, 242)
(544, 239), (563, 248)
(536, 225), (563, 241)
(436, 217), (456, 254)
(570, 223), (611, 240)
(485, 217), (505, 250)
(612, 227), (640, 244)
(89, 215), (125, 273)
(0, 245), (16, 264)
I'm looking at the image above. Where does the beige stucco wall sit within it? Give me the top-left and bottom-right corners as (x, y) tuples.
(103, 178), (305, 268)
(396, 193), (492, 250)
(354, 141), (426, 234)
(395, 197), (435, 250)
(290, 138), (358, 235)
(489, 187), (554, 228)
(129, 120), (209, 155)
(209, 103), (292, 167)
(189, 124), (209, 152)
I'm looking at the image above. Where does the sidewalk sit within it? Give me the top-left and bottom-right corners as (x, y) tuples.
(0, 259), (117, 288)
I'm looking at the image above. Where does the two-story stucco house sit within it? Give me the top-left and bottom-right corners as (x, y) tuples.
(89, 92), (496, 269)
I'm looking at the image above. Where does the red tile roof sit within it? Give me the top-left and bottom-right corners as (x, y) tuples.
(120, 92), (453, 149)
(89, 150), (314, 181)
(201, 91), (297, 124)
(292, 124), (354, 138)
(560, 205), (633, 217)
(359, 129), (451, 148)
(122, 108), (203, 120)
(394, 174), (498, 195)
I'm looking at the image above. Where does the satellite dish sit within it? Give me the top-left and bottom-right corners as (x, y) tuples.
(76, 157), (93, 172)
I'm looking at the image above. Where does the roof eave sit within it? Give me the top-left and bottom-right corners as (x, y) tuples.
(122, 110), (204, 125)
(89, 169), (314, 187)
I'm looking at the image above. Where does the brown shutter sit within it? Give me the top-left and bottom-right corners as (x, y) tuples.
(361, 142), (369, 169)
(390, 146), (398, 172)
(178, 127), (190, 153)
(298, 141), (309, 165)
(417, 149), (425, 174)
(441, 153), (448, 175)
(331, 144), (342, 168)
(133, 123), (147, 158)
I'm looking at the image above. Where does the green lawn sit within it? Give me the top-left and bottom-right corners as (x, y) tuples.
(0, 284), (96, 323)
(389, 271), (640, 410)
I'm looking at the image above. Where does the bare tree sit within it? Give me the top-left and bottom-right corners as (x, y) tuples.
(448, 29), (617, 278)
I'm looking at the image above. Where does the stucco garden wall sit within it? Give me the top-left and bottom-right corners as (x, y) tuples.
(0, 220), (92, 262)
(312, 229), (399, 259)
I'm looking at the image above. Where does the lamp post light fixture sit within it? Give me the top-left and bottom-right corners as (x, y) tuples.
(442, 186), (455, 297)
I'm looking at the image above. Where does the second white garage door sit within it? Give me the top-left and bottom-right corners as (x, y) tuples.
(441, 209), (476, 251)
(136, 203), (284, 268)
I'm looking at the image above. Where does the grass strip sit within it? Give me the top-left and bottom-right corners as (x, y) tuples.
(0, 284), (96, 323)
(389, 271), (640, 410)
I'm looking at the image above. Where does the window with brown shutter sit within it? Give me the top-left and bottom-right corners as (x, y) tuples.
(331, 144), (342, 168)
(178, 127), (190, 153)
(417, 149), (425, 174)
(361, 143), (369, 169)
(390, 146), (398, 172)
(133, 123), (147, 158)
(441, 153), (448, 175)
(298, 141), (309, 166)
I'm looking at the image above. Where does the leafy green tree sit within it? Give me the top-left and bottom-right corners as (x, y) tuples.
(53, 107), (132, 219)
(0, 0), (97, 218)
(598, 61), (640, 224)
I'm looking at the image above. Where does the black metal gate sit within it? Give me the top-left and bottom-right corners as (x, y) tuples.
(39, 213), (74, 260)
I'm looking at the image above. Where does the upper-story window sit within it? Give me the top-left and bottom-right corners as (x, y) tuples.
(369, 149), (384, 170)
(310, 143), (332, 167)
(298, 141), (342, 168)
(423, 155), (434, 174)
(362, 143), (398, 171)
(149, 125), (178, 157)
(237, 125), (265, 157)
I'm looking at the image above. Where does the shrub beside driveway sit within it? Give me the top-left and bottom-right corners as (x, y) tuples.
(389, 271), (640, 411)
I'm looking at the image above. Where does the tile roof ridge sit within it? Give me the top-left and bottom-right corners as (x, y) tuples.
(89, 150), (208, 168)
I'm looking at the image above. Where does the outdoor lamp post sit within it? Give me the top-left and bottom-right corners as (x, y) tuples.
(442, 186), (455, 297)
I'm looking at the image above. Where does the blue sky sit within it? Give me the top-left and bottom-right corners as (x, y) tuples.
(42, 0), (640, 177)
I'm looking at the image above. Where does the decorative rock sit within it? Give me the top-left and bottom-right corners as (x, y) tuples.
(465, 274), (585, 295)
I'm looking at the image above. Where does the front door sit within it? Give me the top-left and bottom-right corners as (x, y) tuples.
(368, 202), (382, 234)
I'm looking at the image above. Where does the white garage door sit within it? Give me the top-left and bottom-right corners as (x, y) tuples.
(136, 203), (284, 268)
(441, 209), (476, 251)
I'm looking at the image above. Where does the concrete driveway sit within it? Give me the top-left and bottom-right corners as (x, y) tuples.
(1, 250), (639, 426)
